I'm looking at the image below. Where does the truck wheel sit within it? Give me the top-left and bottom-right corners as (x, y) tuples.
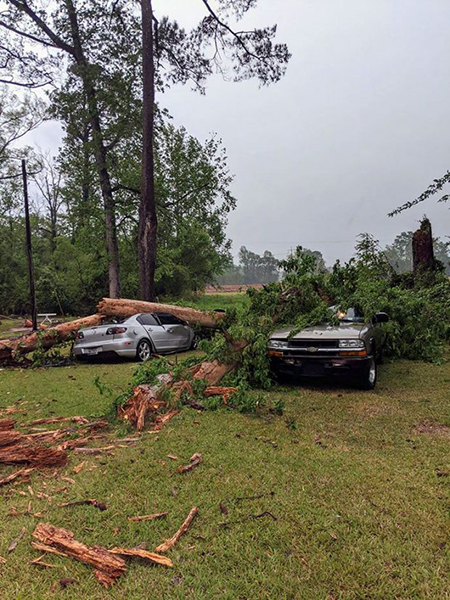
(136, 339), (152, 362)
(358, 357), (377, 390)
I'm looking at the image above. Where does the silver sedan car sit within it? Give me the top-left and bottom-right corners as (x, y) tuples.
(74, 312), (196, 361)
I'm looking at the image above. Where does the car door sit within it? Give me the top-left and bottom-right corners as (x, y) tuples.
(155, 314), (191, 351)
(137, 313), (169, 352)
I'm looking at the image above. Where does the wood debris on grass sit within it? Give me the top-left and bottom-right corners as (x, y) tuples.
(109, 547), (172, 567)
(31, 522), (173, 588)
(58, 499), (107, 511)
(155, 507), (198, 553)
(72, 461), (86, 474)
(0, 418), (15, 430)
(30, 555), (58, 568)
(177, 453), (202, 474)
(73, 446), (115, 455)
(8, 527), (26, 553)
(32, 523), (126, 588)
(128, 512), (167, 522)
(0, 556), (6, 564)
(0, 467), (33, 487)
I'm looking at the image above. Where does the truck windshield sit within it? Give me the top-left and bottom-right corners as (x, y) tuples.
(330, 306), (365, 323)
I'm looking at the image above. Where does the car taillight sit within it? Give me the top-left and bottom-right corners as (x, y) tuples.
(106, 327), (127, 335)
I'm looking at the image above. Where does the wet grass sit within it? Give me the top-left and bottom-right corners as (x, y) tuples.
(0, 354), (449, 598)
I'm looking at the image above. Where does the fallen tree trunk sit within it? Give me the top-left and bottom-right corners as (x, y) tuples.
(97, 297), (226, 328)
(0, 314), (104, 362)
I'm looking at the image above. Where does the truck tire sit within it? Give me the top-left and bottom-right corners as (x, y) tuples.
(358, 357), (377, 390)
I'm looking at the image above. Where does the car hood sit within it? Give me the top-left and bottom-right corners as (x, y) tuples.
(270, 322), (367, 340)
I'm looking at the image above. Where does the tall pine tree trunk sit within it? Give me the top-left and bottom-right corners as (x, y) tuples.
(65, 0), (121, 298)
(139, 0), (158, 301)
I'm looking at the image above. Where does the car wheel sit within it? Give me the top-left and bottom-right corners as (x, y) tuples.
(358, 357), (377, 390)
(136, 339), (152, 362)
(190, 335), (199, 350)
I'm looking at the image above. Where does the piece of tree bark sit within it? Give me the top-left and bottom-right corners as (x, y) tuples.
(0, 430), (25, 447)
(0, 443), (67, 467)
(204, 386), (238, 402)
(0, 467), (33, 487)
(0, 418), (15, 430)
(28, 416), (89, 426)
(155, 507), (198, 553)
(32, 523), (126, 588)
(97, 298), (226, 328)
(128, 512), (168, 522)
(177, 453), (203, 474)
(0, 314), (104, 362)
(109, 547), (172, 567)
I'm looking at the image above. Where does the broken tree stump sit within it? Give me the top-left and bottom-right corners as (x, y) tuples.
(413, 217), (436, 273)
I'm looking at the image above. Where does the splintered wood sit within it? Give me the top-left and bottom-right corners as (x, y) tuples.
(128, 512), (167, 522)
(32, 523), (126, 588)
(109, 547), (172, 567)
(32, 522), (173, 588)
(155, 507), (199, 553)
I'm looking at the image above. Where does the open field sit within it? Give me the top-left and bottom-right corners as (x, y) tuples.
(0, 352), (449, 598)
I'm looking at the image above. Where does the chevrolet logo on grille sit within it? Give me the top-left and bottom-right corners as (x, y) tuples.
(307, 347), (318, 353)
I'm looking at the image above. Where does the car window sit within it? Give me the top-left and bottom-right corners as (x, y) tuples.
(137, 313), (159, 326)
(155, 313), (184, 325)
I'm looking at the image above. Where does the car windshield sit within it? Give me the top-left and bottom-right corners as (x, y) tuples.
(329, 306), (365, 324)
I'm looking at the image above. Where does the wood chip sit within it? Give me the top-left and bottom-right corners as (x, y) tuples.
(167, 454), (178, 461)
(128, 512), (168, 522)
(0, 556), (6, 564)
(109, 547), (172, 567)
(72, 461), (86, 474)
(61, 476), (75, 485)
(155, 507), (198, 553)
(177, 453), (202, 474)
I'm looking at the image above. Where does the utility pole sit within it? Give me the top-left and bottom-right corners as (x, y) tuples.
(22, 159), (37, 331)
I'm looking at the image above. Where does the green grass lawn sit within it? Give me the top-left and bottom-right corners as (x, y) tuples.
(1, 355), (449, 598)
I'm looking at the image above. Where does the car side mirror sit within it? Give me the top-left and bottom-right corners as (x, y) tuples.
(374, 312), (389, 323)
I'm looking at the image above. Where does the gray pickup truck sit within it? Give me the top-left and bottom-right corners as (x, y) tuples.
(268, 307), (389, 389)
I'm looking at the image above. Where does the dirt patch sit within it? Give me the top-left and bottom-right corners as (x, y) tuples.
(414, 420), (450, 437)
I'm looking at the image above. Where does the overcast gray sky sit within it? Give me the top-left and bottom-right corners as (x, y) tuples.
(33, 0), (450, 264)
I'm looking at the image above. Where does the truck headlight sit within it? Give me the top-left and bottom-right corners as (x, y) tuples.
(268, 340), (288, 349)
(339, 339), (365, 349)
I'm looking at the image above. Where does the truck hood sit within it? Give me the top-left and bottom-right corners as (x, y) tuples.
(270, 322), (367, 340)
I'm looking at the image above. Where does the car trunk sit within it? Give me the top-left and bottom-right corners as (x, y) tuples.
(79, 325), (112, 345)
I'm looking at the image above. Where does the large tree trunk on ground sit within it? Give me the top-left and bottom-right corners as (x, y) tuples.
(97, 298), (226, 328)
(413, 218), (435, 273)
(0, 314), (104, 362)
(139, 0), (158, 301)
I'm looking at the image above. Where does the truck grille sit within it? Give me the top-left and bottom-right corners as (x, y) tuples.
(285, 339), (339, 358)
